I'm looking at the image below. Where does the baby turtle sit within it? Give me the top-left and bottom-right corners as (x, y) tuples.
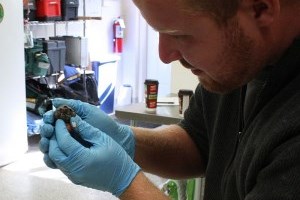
(54, 105), (76, 132)
(54, 105), (92, 148)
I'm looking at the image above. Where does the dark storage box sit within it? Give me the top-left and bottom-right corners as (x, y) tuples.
(24, 0), (37, 21)
(50, 36), (89, 67)
(43, 40), (66, 75)
(61, 0), (79, 21)
(36, 0), (62, 21)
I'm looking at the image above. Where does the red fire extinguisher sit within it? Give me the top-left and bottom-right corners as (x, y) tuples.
(113, 17), (125, 53)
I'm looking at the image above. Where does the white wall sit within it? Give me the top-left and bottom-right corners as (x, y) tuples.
(171, 61), (199, 93)
(0, 0), (28, 166)
(119, 0), (172, 103)
(119, 0), (145, 103)
(83, 0), (121, 60)
(146, 29), (172, 97)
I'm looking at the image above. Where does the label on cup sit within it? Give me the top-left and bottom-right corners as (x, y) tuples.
(144, 79), (159, 113)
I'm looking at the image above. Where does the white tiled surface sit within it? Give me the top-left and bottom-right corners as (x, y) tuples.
(0, 136), (166, 200)
(0, 142), (118, 200)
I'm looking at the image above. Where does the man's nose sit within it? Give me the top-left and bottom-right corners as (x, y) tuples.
(158, 33), (182, 64)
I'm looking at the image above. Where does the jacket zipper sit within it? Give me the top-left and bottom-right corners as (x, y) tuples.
(221, 85), (247, 195)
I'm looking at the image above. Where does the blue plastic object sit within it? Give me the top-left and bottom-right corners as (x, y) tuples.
(91, 60), (117, 114)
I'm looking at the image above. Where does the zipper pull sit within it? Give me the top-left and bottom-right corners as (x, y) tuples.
(238, 131), (242, 142)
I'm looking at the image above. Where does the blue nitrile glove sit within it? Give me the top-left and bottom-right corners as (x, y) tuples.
(51, 98), (136, 158)
(39, 112), (57, 169)
(48, 115), (141, 196)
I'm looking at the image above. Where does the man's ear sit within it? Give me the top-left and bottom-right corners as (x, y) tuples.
(252, 0), (280, 27)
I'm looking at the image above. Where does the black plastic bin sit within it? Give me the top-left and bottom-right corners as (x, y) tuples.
(61, 0), (79, 21)
(42, 40), (66, 75)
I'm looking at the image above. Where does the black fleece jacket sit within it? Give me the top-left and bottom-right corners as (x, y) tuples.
(179, 38), (300, 200)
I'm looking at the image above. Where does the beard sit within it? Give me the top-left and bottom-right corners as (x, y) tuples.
(181, 19), (266, 94)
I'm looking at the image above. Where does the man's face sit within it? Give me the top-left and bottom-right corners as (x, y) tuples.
(133, 0), (267, 93)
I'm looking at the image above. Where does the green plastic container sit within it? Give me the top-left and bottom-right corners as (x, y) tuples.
(32, 52), (50, 76)
(161, 179), (196, 200)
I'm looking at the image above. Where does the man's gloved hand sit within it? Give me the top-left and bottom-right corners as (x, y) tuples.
(39, 118), (57, 168)
(43, 98), (136, 159)
(48, 115), (140, 196)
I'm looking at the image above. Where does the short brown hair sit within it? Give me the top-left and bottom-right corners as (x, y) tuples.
(180, 0), (241, 23)
(181, 0), (299, 24)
